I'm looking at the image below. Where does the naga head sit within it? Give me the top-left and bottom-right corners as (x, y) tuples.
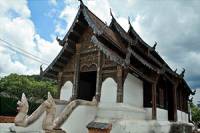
(44, 92), (56, 109)
(17, 93), (29, 114)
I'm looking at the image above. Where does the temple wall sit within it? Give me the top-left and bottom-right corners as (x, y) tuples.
(144, 108), (168, 121)
(100, 77), (117, 103)
(123, 73), (143, 107)
(145, 108), (152, 120)
(96, 103), (146, 120)
(177, 110), (189, 123)
(60, 81), (73, 101)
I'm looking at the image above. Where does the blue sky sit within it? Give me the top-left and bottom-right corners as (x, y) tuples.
(28, 0), (65, 41)
(0, 0), (200, 92)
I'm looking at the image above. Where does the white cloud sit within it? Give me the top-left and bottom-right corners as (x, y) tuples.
(1, 0), (199, 89)
(108, 0), (200, 89)
(0, 0), (61, 76)
(56, 0), (112, 37)
(49, 0), (57, 6)
(0, 0), (30, 18)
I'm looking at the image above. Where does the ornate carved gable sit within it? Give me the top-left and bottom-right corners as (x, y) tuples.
(78, 27), (98, 72)
(79, 28), (96, 51)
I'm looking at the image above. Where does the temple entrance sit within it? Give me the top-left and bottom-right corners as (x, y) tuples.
(78, 71), (97, 101)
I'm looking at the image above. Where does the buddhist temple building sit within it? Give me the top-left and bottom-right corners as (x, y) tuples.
(38, 1), (194, 133)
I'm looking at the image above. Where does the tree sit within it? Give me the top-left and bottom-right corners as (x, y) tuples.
(0, 73), (58, 115)
(0, 73), (58, 100)
(191, 102), (200, 128)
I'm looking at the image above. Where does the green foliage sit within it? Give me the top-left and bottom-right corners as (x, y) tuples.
(0, 73), (58, 100)
(0, 96), (40, 116)
(191, 102), (200, 124)
(0, 73), (58, 116)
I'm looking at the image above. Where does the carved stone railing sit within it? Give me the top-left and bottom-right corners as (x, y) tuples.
(14, 92), (56, 127)
(14, 92), (97, 132)
(53, 98), (97, 129)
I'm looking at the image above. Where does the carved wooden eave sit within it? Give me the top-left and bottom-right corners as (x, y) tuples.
(41, 43), (73, 79)
(128, 23), (192, 94)
(109, 18), (162, 72)
(110, 18), (162, 69)
(91, 35), (125, 66)
(128, 23), (181, 77)
(127, 47), (158, 72)
(109, 17), (134, 46)
(91, 35), (158, 73)
(183, 79), (193, 94)
(128, 23), (151, 49)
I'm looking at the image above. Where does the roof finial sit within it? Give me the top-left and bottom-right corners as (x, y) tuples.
(193, 89), (196, 95)
(56, 36), (61, 45)
(180, 68), (185, 77)
(40, 64), (43, 75)
(56, 36), (65, 46)
(56, 36), (60, 42)
(153, 41), (157, 50)
(110, 8), (114, 18)
(78, 0), (84, 5)
(128, 16), (131, 25)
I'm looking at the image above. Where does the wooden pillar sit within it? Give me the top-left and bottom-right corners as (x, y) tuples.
(152, 75), (159, 120)
(172, 82), (178, 121)
(57, 72), (63, 99)
(117, 65), (123, 102)
(95, 50), (102, 102)
(72, 43), (81, 99)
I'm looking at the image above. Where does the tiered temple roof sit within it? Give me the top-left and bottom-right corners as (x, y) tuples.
(41, 2), (193, 94)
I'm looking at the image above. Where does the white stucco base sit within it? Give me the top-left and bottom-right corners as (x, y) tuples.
(177, 110), (189, 123)
(109, 120), (171, 133)
(123, 74), (143, 107)
(0, 123), (14, 133)
(100, 78), (117, 103)
(9, 102), (193, 133)
(145, 108), (168, 121)
(145, 108), (152, 120)
(60, 81), (73, 101)
(97, 103), (146, 120)
(61, 105), (97, 133)
(157, 108), (168, 121)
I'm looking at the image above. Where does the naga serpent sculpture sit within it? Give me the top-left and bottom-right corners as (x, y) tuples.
(14, 92), (97, 131)
(14, 92), (55, 129)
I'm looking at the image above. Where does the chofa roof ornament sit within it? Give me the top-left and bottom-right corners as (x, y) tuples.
(110, 8), (114, 18)
(153, 41), (157, 50)
(128, 16), (131, 25)
(180, 68), (185, 77)
(40, 64), (43, 75)
(78, 0), (84, 5)
(56, 36), (65, 46)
